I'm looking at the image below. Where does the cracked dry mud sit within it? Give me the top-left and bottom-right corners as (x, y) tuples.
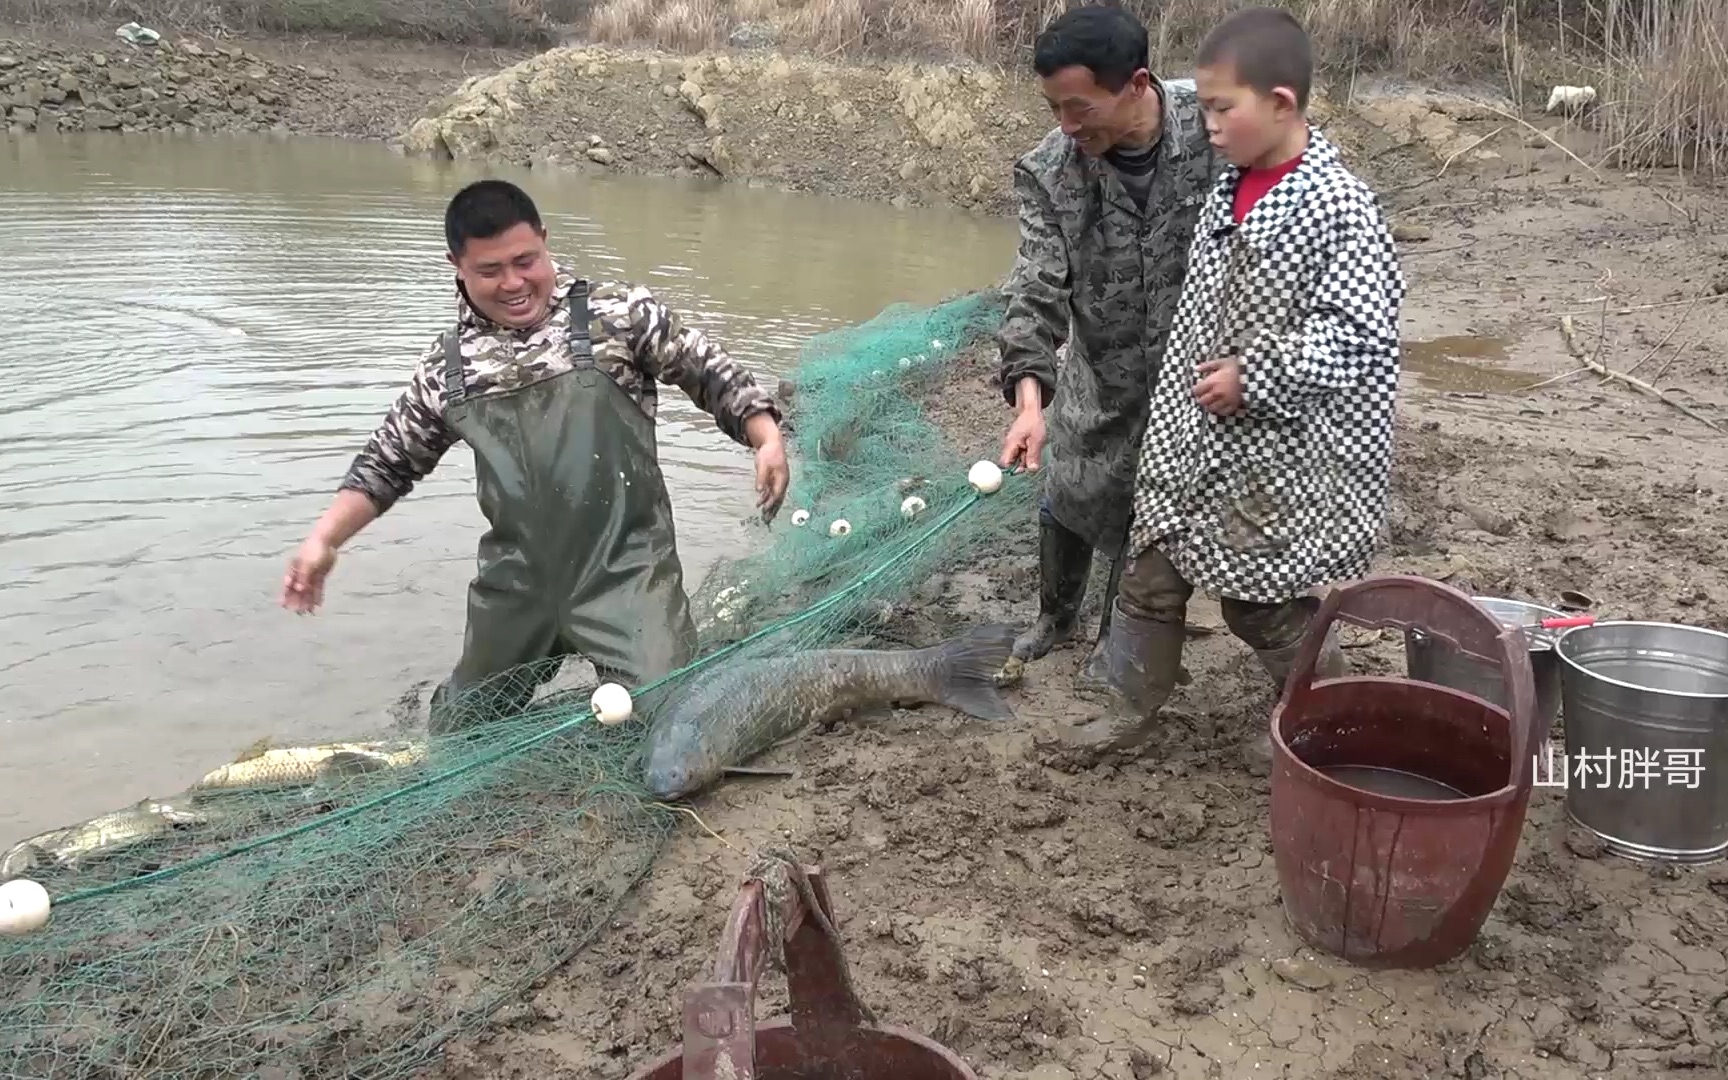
(430, 122), (1728, 1080)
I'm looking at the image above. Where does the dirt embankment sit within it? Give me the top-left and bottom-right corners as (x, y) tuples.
(3, 23), (1616, 221)
(392, 41), (1545, 216)
(0, 28), (522, 140)
(1, 37), (336, 135)
(398, 44), (1042, 214)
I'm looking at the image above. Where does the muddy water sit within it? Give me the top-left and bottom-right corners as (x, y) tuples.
(1317, 764), (1469, 800)
(1403, 335), (1532, 394)
(0, 133), (1016, 842)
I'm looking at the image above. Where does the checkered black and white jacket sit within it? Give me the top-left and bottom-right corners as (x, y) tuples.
(1126, 128), (1406, 605)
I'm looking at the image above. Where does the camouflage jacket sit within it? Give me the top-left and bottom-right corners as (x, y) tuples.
(341, 267), (780, 513)
(996, 79), (1218, 551)
(1127, 129), (1407, 604)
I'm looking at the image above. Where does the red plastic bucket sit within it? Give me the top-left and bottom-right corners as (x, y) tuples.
(628, 859), (975, 1080)
(1269, 575), (1538, 969)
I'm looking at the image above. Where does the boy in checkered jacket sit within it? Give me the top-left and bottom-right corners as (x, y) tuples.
(1063, 7), (1407, 757)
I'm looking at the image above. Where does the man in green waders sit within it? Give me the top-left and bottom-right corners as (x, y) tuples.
(280, 179), (790, 733)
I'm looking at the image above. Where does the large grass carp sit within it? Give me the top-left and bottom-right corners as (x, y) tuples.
(1, 798), (207, 880)
(642, 623), (1018, 800)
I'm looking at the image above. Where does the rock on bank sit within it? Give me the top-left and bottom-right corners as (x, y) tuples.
(0, 38), (337, 136)
(399, 44), (1057, 214)
(1, 31), (496, 140)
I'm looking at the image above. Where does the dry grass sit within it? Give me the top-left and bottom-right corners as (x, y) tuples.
(589, 0), (658, 43)
(590, 0), (723, 48)
(948, 0), (994, 60)
(575, 0), (1570, 72)
(648, 0), (721, 51)
(1591, 0), (1728, 173)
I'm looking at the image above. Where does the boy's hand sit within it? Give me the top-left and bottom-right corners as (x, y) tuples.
(1195, 357), (1244, 415)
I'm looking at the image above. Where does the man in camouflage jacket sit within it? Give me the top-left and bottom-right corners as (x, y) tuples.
(996, 4), (1218, 684)
(280, 180), (789, 731)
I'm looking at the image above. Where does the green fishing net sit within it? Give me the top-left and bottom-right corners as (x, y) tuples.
(0, 286), (1036, 1080)
(690, 287), (1034, 651)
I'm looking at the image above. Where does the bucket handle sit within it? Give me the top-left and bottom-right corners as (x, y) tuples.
(1279, 574), (1539, 786)
(679, 857), (875, 1080)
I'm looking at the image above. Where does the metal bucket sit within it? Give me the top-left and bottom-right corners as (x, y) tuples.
(1406, 597), (1564, 733)
(1555, 621), (1728, 863)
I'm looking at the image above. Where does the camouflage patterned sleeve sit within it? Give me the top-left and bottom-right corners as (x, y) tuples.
(337, 336), (461, 513)
(995, 162), (1071, 408)
(622, 284), (781, 446)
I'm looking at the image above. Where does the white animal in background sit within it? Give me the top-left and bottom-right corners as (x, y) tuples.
(1546, 85), (1598, 115)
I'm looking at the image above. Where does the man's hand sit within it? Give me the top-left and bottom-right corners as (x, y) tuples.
(282, 536), (338, 614)
(745, 413), (790, 522)
(277, 489), (380, 615)
(999, 376), (1048, 472)
(1195, 357), (1244, 415)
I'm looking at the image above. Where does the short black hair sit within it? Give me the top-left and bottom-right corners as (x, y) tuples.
(1032, 5), (1150, 94)
(444, 179), (543, 256)
(1197, 6), (1313, 110)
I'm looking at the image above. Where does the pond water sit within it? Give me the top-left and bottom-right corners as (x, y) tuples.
(0, 132), (1016, 841)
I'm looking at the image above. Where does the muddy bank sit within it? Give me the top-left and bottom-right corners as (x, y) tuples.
(398, 44), (1044, 214)
(0, 24), (1555, 218)
(0, 27), (521, 139)
(394, 41), (1543, 214)
(0, 37), (331, 135)
(434, 352), (1728, 1078)
(2, 24), (1686, 226)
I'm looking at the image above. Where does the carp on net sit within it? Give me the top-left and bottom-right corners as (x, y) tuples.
(0, 287), (1037, 1080)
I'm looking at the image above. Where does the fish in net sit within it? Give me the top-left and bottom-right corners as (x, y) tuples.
(0, 286), (1035, 1080)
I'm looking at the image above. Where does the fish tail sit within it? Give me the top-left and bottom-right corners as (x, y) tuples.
(930, 623), (1019, 723)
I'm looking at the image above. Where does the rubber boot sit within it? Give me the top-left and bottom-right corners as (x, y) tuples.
(1075, 557), (1193, 692)
(1011, 519), (1094, 662)
(1076, 552), (1123, 684)
(1246, 628), (1347, 772)
(1254, 626), (1347, 691)
(1057, 600), (1187, 753)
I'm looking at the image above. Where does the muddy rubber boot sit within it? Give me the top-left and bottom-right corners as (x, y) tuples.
(1245, 629), (1348, 772)
(1057, 601), (1187, 753)
(1074, 559), (1192, 693)
(997, 520), (1095, 688)
(1011, 519), (1094, 662)
(1254, 627), (1347, 691)
(1076, 552), (1123, 685)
